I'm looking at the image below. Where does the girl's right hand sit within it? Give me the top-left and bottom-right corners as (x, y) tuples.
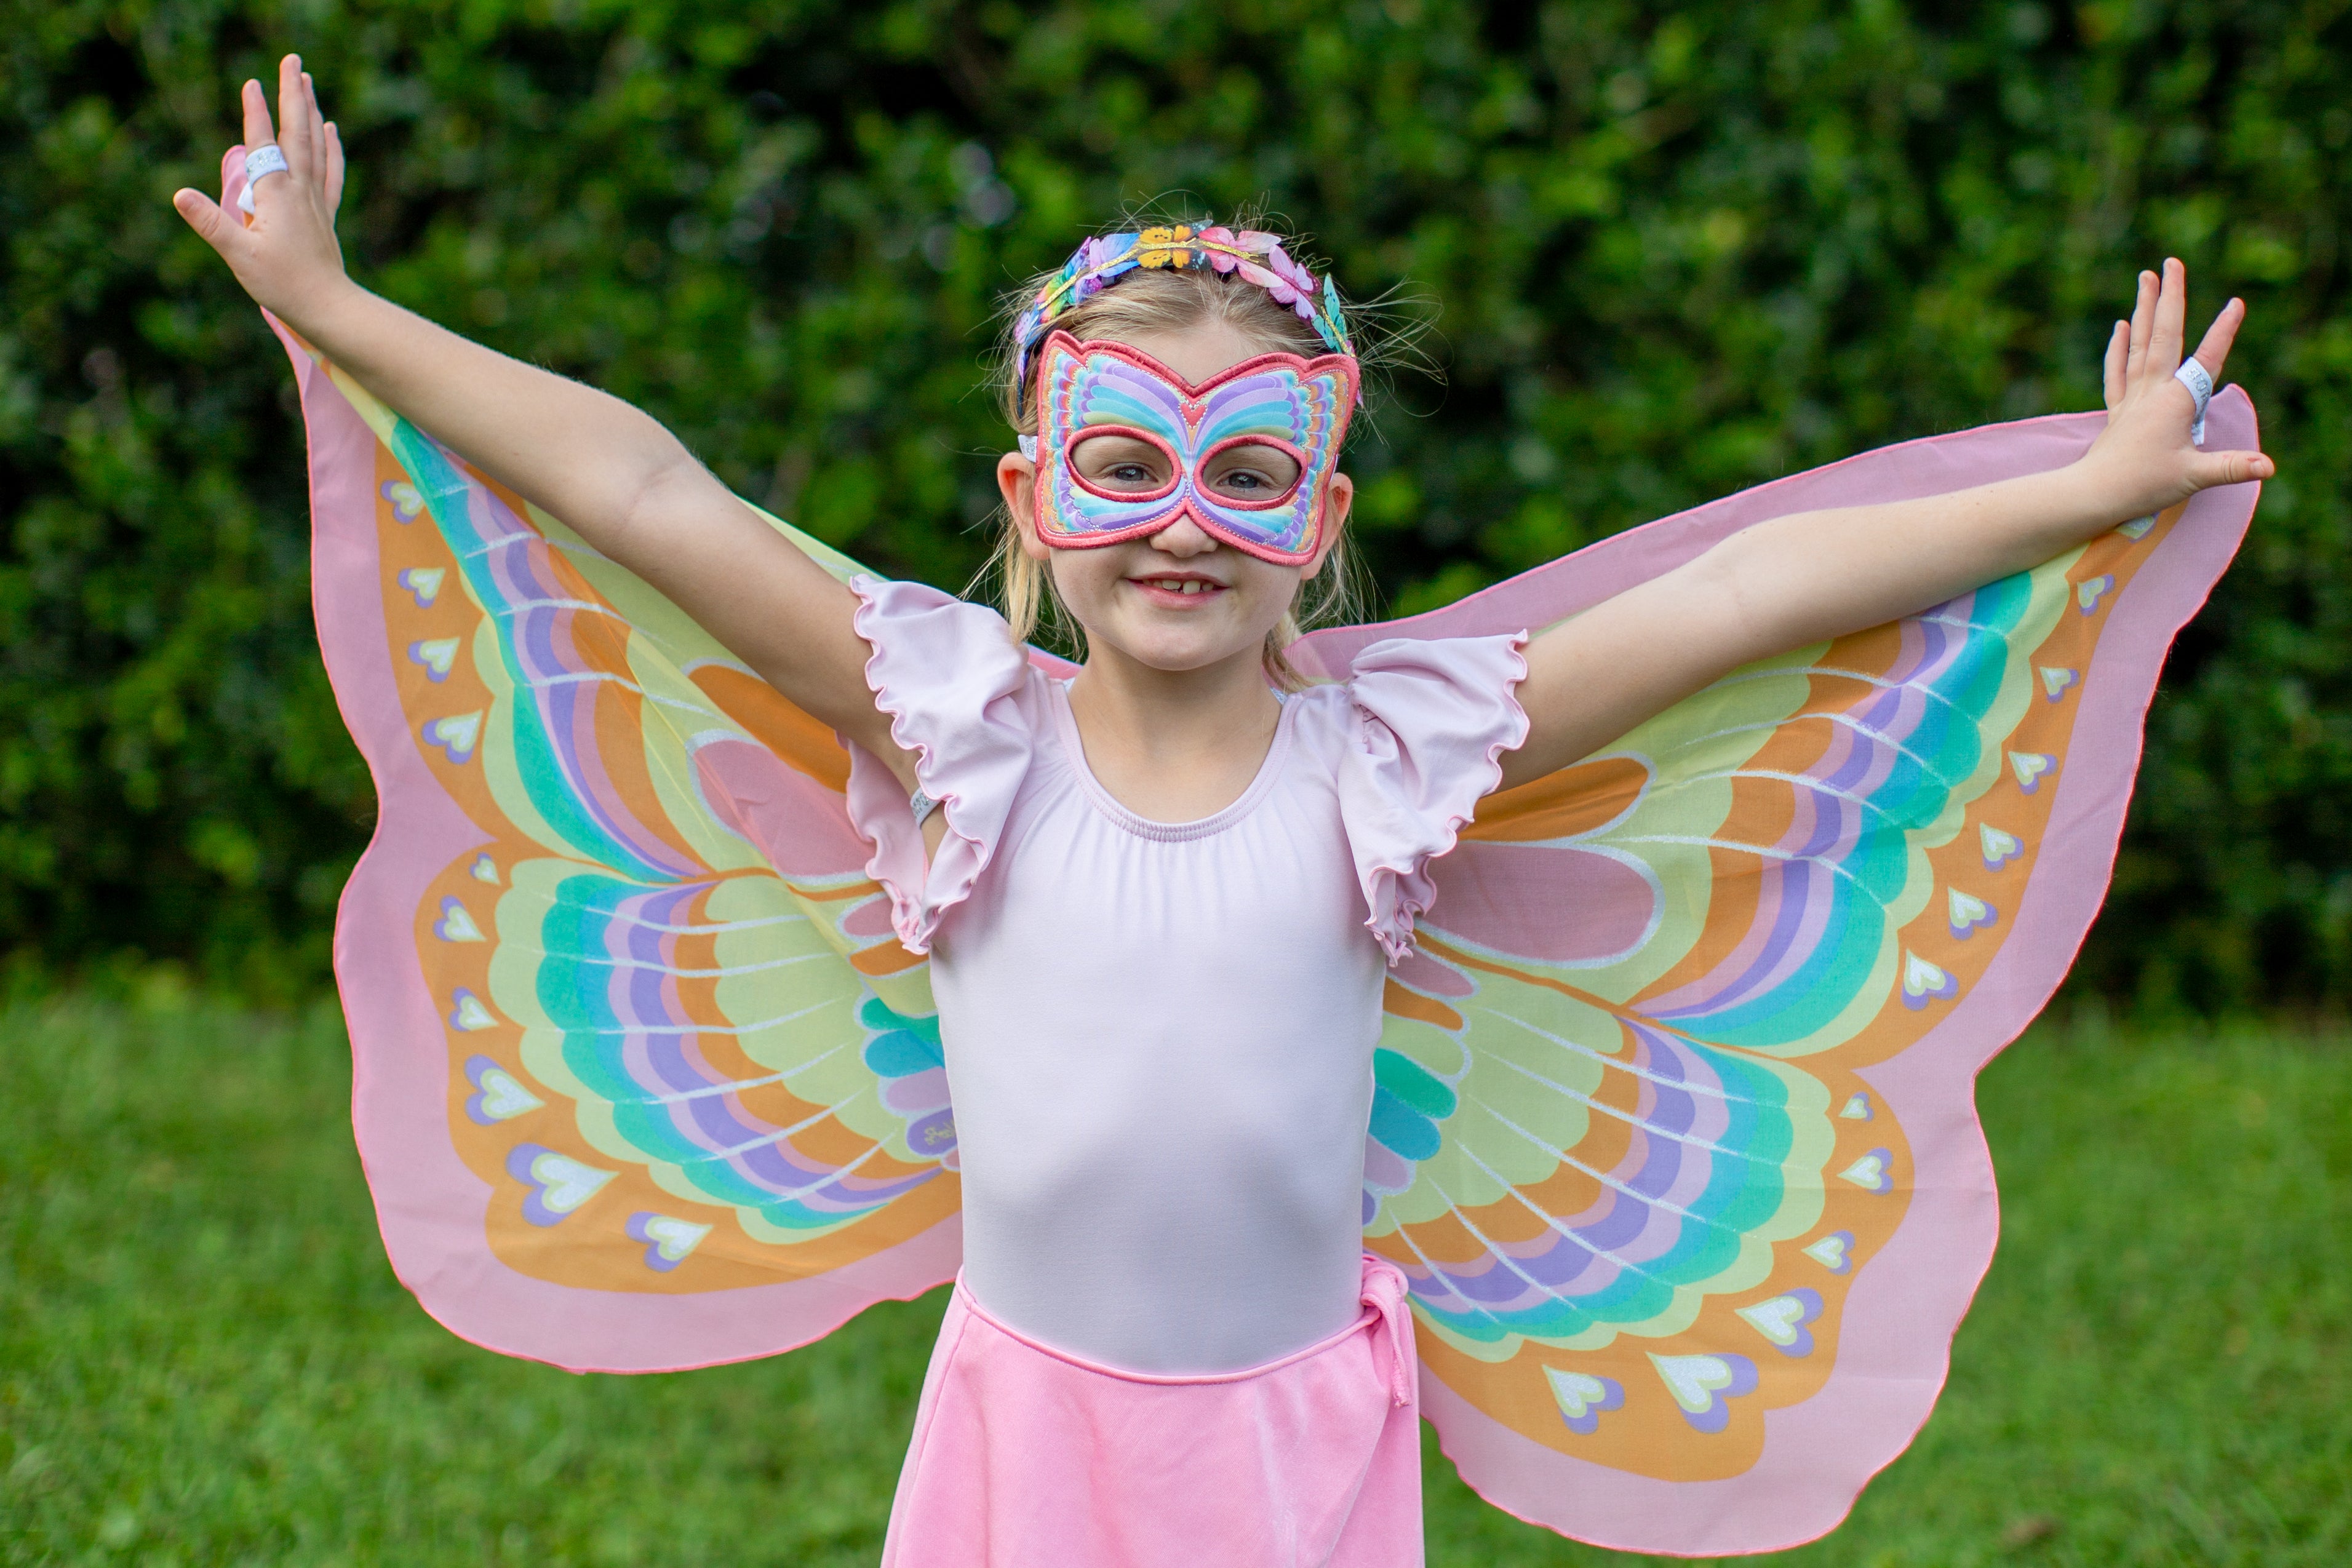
(172, 55), (349, 324)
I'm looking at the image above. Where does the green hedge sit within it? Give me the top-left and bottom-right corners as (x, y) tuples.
(4, 1), (2347, 1006)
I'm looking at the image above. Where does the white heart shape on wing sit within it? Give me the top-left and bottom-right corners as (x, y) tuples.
(640, 1216), (711, 1264)
(527, 1152), (613, 1214)
(436, 897), (485, 943)
(1902, 951), (1951, 998)
(409, 637), (461, 681)
(1839, 1150), (1892, 1193)
(1736, 1294), (1810, 1347)
(1803, 1231), (1852, 1272)
(1545, 1367), (1612, 1420)
(1650, 1354), (1736, 1415)
(1980, 824), (2023, 869)
(473, 1067), (542, 1121)
(450, 990), (498, 1032)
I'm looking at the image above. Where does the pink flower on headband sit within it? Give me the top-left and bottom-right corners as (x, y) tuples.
(1261, 244), (1322, 319)
(1198, 226), (1242, 273)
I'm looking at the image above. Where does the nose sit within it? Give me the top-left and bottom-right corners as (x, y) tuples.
(1149, 506), (1219, 557)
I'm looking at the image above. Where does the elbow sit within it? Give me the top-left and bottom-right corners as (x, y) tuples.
(1684, 532), (1786, 657)
(612, 442), (708, 554)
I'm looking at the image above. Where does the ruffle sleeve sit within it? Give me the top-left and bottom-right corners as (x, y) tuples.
(1336, 632), (1531, 962)
(844, 575), (1037, 953)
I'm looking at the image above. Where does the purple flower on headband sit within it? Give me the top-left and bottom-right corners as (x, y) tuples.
(1261, 245), (1308, 295)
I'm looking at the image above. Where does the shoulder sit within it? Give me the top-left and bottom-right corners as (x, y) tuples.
(853, 576), (1021, 676)
(1309, 632), (1533, 962)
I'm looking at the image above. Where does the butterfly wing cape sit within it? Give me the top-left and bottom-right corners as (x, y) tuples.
(1286, 398), (2257, 1553)
(271, 198), (2253, 1566)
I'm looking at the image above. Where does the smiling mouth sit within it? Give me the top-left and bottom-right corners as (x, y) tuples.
(1131, 575), (1225, 598)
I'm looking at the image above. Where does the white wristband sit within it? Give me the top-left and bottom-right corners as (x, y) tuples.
(236, 144), (290, 215)
(2174, 359), (2212, 446)
(910, 787), (941, 829)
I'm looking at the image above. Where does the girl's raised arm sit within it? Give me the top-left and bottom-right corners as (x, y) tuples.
(174, 55), (904, 769)
(1497, 258), (2275, 790)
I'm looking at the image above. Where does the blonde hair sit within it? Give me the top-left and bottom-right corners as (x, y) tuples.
(984, 263), (1368, 690)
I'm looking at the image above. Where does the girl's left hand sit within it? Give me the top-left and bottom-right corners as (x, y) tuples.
(2079, 258), (2274, 515)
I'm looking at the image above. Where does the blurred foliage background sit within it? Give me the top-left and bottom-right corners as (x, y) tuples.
(2, 0), (2347, 1006)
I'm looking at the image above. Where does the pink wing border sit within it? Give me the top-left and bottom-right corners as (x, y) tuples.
(288, 328), (961, 1376)
(1298, 394), (2260, 1556)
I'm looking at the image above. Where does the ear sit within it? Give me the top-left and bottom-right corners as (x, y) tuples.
(1305, 471), (1354, 576)
(997, 450), (1051, 562)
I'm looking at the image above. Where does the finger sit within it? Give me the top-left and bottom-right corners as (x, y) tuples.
(2191, 297), (2245, 378)
(2125, 269), (2157, 379)
(2151, 257), (2187, 372)
(2191, 449), (2276, 489)
(2103, 320), (2129, 410)
(240, 76), (277, 154)
(172, 187), (239, 255)
(277, 55), (311, 180)
(324, 121), (346, 218)
(305, 74), (329, 179)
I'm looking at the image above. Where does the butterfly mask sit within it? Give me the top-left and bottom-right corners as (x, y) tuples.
(1028, 331), (1360, 567)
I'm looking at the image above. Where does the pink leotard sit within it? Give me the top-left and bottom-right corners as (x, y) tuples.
(845, 578), (1526, 1374)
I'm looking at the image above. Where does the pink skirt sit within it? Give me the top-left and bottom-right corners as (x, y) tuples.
(881, 1255), (1425, 1568)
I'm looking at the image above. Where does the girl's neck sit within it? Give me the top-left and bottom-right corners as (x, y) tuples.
(1064, 640), (1283, 822)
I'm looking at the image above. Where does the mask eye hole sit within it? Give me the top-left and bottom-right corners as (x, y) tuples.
(1069, 430), (1175, 495)
(1198, 437), (1307, 507)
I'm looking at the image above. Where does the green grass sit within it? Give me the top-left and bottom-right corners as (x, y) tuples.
(2, 991), (2345, 1566)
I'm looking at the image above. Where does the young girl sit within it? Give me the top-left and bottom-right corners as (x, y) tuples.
(178, 58), (2270, 1566)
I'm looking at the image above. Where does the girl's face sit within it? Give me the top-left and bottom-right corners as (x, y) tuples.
(996, 319), (1354, 677)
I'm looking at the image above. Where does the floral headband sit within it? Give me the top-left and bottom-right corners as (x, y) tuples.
(1011, 226), (1358, 405)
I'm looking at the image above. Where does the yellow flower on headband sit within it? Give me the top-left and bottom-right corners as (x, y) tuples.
(1134, 225), (1200, 269)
